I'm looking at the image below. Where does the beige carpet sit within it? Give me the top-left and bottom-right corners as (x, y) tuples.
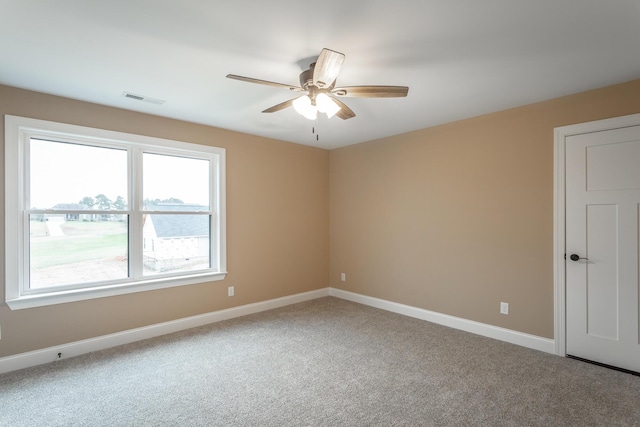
(1, 297), (639, 426)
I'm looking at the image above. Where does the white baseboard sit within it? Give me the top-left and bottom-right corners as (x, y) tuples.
(329, 288), (556, 354)
(0, 286), (555, 375)
(0, 288), (330, 375)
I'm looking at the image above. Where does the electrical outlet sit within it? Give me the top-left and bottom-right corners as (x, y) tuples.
(340, 273), (346, 282)
(228, 286), (234, 297)
(500, 302), (509, 315)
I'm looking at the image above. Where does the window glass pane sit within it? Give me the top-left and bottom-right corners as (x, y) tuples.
(30, 139), (128, 210)
(29, 214), (128, 289)
(143, 214), (210, 275)
(143, 153), (209, 211)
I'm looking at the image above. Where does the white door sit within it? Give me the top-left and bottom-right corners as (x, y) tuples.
(566, 124), (640, 373)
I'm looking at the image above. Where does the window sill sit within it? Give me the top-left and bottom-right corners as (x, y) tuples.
(5, 271), (227, 310)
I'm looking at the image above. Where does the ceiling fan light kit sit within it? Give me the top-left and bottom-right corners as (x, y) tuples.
(292, 95), (318, 120)
(293, 93), (341, 120)
(227, 48), (409, 121)
(316, 93), (341, 118)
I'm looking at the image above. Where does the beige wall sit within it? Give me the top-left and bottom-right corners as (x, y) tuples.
(0, 85), (330, 357)
(330, 79), (640, 339)
(2, 79), (640, 358)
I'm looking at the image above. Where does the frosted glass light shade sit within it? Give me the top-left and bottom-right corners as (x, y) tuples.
(315, 93), (341, 118)
(292, 95), (317, 120)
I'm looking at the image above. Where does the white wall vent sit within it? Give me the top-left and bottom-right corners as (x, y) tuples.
(122, 92), (166, 105)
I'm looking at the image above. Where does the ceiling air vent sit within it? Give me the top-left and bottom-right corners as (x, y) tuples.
(122, 92), (166, 105)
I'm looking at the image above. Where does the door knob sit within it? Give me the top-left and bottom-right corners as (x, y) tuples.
(569, 254), (588, 261)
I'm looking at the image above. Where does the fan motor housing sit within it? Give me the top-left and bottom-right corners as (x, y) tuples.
(299, 67), (314, 89)
(299, 64), (335, 93)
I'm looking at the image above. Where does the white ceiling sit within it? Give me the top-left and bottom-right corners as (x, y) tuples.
(1, 1), (639, 150)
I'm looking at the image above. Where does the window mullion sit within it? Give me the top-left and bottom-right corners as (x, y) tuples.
(129, 147), (143, 279)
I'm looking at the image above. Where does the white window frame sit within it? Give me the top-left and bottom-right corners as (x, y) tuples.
(5, 115), (227, 310)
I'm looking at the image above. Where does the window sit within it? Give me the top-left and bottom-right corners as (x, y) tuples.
(5, 115), (226, 309)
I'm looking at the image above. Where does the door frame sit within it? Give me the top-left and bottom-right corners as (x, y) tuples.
(554, 113), (640, 357)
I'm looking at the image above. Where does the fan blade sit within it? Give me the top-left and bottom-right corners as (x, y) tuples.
(262, 97), (299, 113)
(331, 97), (356, 120)
(226, 74), (303, 91)
(313, 48), (345, 89)
(332, 85), (409, 98)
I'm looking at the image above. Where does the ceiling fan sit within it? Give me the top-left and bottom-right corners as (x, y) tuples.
(226, 48), (409, 120)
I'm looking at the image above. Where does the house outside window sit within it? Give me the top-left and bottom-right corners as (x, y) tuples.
(4, 115), (226, 309)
